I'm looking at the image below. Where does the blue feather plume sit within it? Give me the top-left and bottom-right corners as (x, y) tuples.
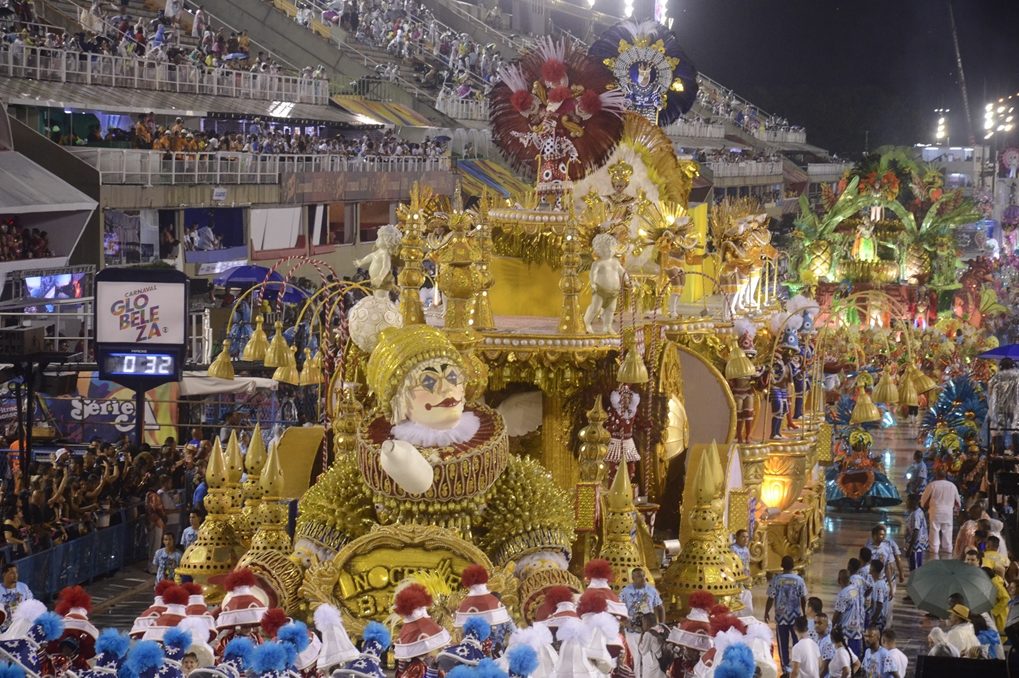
(474, 658), (509, 678)
(447, 666), (475, 678)
(126, 640), (164, 673)
(34, 612), (64, 642)
(278, 621), (311, 652)
(96, 629), (131, 659)
(507, 644), (538, 677)
(362, 621), (391, 651)
(0, 662), (25, 678)
(223, 637), (256, 667)
(163, 627), (192, 654)
(251, 642), (289, 674)
(720, 644), (755, 676)
(463, 616), (491, 642)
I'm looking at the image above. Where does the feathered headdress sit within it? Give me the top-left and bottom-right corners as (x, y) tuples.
(490, 37), (625, 181)
(587, 20), (699, 126)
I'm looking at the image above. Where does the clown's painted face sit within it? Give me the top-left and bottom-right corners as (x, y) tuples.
(401, 357), (466, 430)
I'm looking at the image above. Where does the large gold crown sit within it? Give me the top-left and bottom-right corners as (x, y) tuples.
(365, 325), (464, 420)
(608, 160), (634, 184)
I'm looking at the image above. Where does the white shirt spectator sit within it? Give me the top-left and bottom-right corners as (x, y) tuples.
(790, 637), (821, 678)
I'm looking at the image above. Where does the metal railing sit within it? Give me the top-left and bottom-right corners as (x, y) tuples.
(707, 160), (784, 178)
(68, 148), (452, 185)
(755, 128), (808, 144)
(806, 162), (853, 177)
(0, 42), (329, 104)
(665, 119), (726, 139)
(435, 86), (489, 121)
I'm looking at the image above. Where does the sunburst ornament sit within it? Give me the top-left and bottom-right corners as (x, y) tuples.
(589, 20), (699, 126)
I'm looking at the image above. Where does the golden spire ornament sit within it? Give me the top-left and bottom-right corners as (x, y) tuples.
(273, 347), (300, 385)
(177, 437), (246, 598)
(597, 466), (649, 589)
(236, 438), (303, 613)
(238, 423), (268, 546)
(659, 442), (743, 618)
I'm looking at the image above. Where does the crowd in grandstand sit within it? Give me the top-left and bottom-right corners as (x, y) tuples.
(315, 0), (502, 93)
(696, 80), (804, 136)
(45, 113), (451, 159)
(0, 222), (52, 263)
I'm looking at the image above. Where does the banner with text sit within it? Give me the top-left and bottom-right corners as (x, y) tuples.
(38, 372), (178, 445)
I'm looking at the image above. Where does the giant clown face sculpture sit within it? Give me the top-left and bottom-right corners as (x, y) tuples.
(400, 357), (467, 430)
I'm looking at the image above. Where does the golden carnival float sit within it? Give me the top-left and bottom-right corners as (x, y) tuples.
(183, 21), (830, 633)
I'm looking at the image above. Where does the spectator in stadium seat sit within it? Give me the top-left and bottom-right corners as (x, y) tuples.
(0, 563), (33, 631)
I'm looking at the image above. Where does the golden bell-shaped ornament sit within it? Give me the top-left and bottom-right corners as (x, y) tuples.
(724, 346), (757, 380)
(872, 370), (899, 404)
(298, 348), (323, 386)
(208, 340), (235, 380)
(241, 314), (270, 362)
(850, 387), (882, 425)
(899, 374), (919, 407)
(908, 366), (939, 395)
(263, 321), (290, 368)
(273, 347), (300, 385)
(617, 330), (649, 385)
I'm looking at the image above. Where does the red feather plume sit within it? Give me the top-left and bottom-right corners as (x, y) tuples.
(489, 40), (624, 181)
(55, 586), (92, 615)
(182, 583), (203, 596)
(510, 90), (534, 114)
(688, 591), (717, 610)
(540, 59), (566, 84)
(709, 614), (746, 636)
(584, 559), (613, 581)
(154, 580), (176, 597)
(261, 608), (288, 638)
(708, 604), (731, 618)
(578, 90), (602, 116)
(577, 589), (609, 616)
(162, 585), (190, 606)
(548, 86), (573, 104)
(544, 586), (575, 607)
(460, 565), (490, 589)
(225, 568), (257, 591)
(394, 584), (432, 616)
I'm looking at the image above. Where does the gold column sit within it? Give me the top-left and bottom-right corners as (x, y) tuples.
(473, 192), (495, 331)
(598, 463), (649, 589)
(542, 389), (579, 492)
(397, 219), (426, 326)
(573, 400), (610, 569)
(558, 223), (584, 334)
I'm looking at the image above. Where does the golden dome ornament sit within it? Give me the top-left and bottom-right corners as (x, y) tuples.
(871, 369), (898, 404)
(241, 314), (270, 362)
(208, 339), (235, 380)
(263, 321), (290, 368)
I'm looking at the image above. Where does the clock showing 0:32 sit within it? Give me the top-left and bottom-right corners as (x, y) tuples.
(104, 352), (176, 376)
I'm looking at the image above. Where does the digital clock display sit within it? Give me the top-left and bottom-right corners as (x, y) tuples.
(104, 352), (176, 376)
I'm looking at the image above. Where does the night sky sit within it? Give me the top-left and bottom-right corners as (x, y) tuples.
(667, 0), (1019, 156)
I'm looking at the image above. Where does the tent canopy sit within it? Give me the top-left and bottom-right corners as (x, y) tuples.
(180, 371), (277, 396)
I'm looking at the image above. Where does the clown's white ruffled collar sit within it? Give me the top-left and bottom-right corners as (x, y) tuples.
(391, 411), (481, 448)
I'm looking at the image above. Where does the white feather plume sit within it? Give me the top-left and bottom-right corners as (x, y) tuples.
(13, 599), (45, 623)
(314, 604), (343, 632)
(733, 317), (757, 339)
(554, 617), (592, 645)
(786, 294), (820, 318)
(583, 612), (619, 642)
(498, 64), (529, 93)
